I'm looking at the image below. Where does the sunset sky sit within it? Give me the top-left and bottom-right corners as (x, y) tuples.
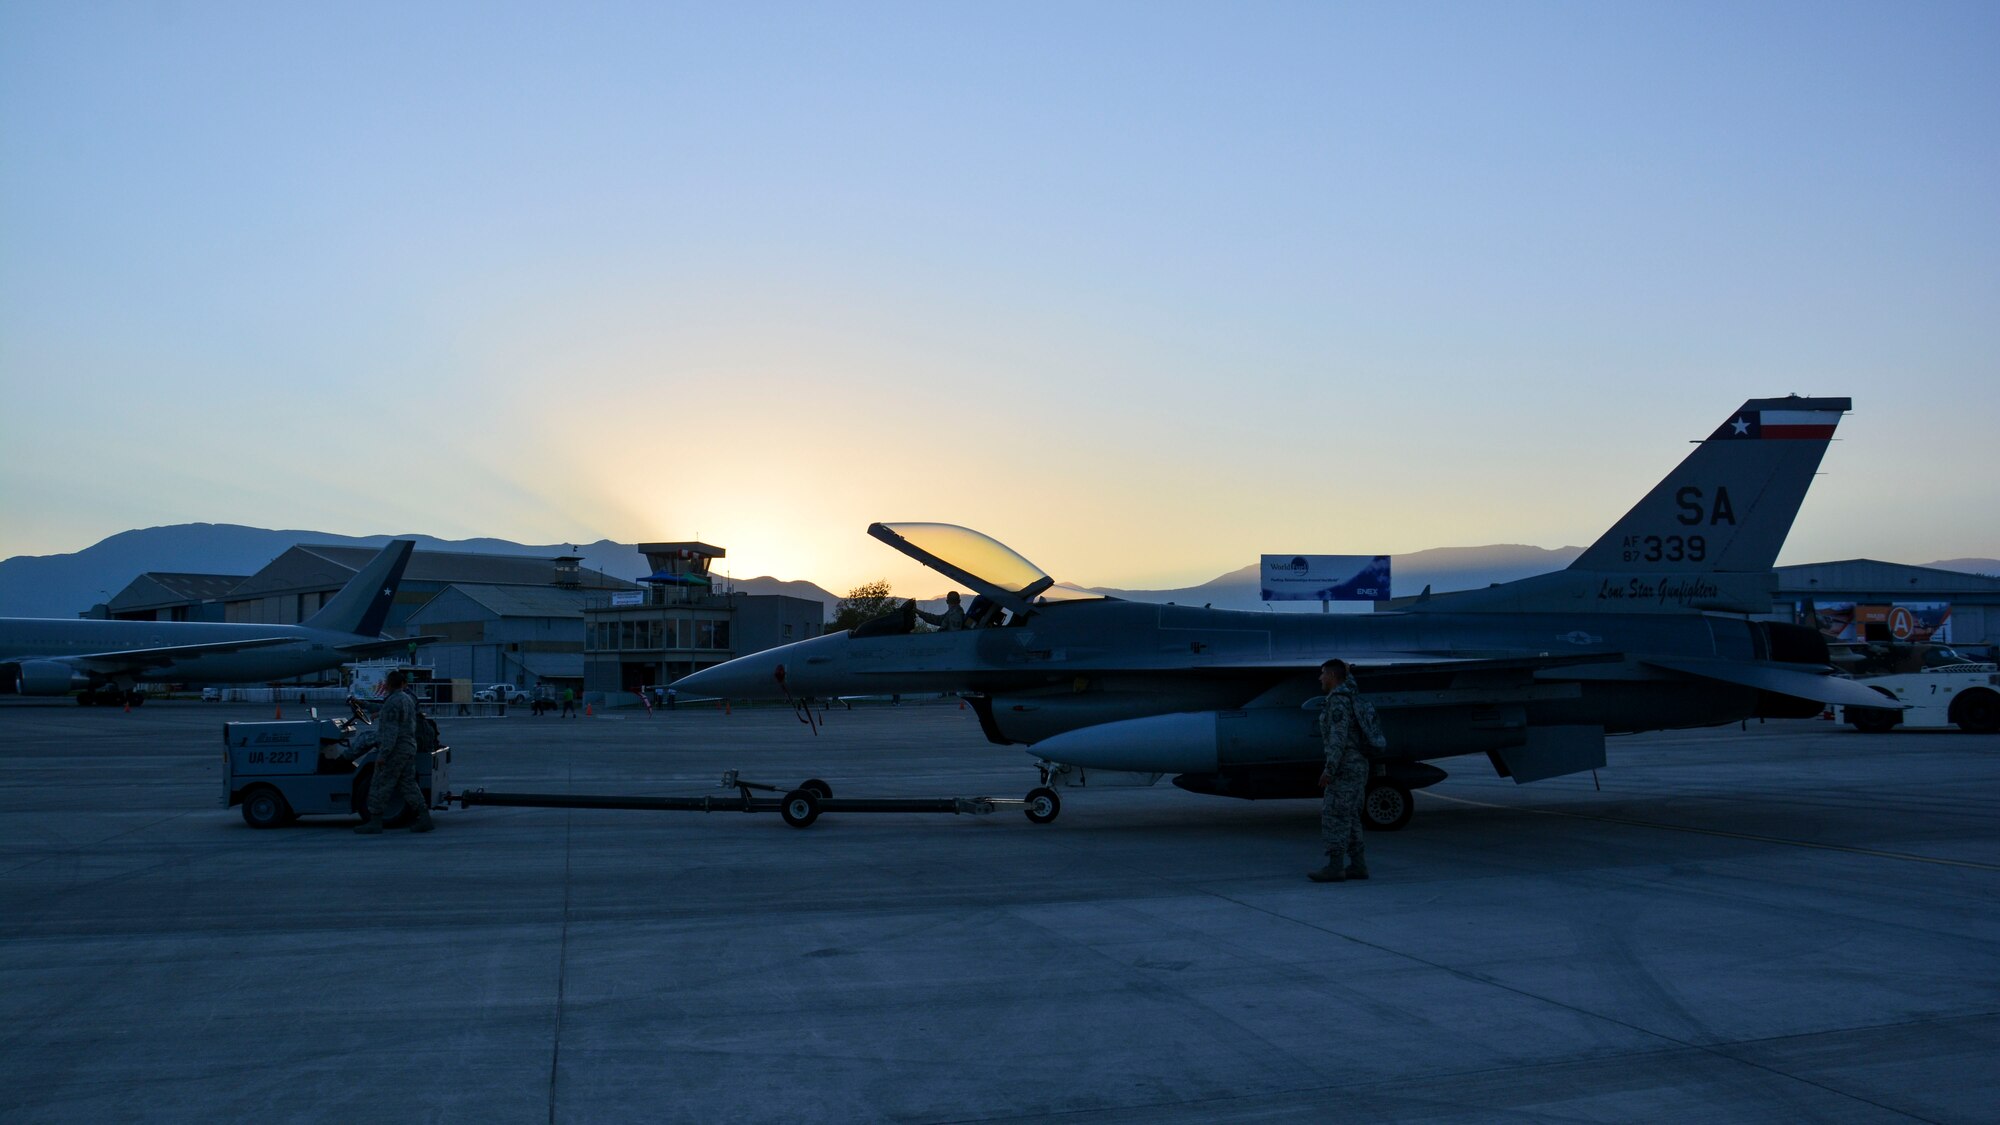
(3, 2), (1995, 595)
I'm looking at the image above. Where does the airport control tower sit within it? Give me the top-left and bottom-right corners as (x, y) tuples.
(583, 540), (822, 697)
(637, 541), (726, 605)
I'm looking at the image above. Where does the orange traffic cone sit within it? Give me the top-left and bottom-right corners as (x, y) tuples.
(584, 702), (593, 717)
(724, 700), (732, 716)
(123, 699), (131, 713)
(958, 697), (965, 710)
(275, 702), (283, 719)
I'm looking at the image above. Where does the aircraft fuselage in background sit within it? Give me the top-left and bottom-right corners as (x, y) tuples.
(1, 540), (420, 699)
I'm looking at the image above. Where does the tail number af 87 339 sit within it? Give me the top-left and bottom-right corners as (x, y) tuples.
(1621, 534), (1706, 564)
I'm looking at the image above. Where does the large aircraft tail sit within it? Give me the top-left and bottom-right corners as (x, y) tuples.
(1406, 396), (1849, 614)
(303, 540), (415, 637)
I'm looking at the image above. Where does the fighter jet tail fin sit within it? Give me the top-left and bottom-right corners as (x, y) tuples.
(1568, 396), (1849, 576)
(1406, 397), (1848, 615)
(303, 540), (415, 638)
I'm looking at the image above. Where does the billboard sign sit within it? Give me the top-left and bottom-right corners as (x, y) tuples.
(1803, 600), (1952, 644)
(1260, 555), (1391, 602)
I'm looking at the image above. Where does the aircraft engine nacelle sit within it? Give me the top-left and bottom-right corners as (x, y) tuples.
(12, 660), (87, 696)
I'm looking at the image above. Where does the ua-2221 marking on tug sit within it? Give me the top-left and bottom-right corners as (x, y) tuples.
(677, 396), (1897, 831)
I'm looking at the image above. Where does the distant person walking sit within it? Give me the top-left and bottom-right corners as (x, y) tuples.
(918, 591), (966, 631)
(561, 687), (576, 717)
(355, 669), (433, 835)
(1310, 659), (1383, 882)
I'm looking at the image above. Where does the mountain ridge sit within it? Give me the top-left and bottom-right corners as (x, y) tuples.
(3, 524), (1995, 619)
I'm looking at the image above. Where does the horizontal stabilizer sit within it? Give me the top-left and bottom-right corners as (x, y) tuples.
(337, 635), (443, 657)
(1643, 658), (1904, 710)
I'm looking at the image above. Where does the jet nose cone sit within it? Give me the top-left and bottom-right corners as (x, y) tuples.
(675, 631), (852, 700)
(674, 655), (781, 700)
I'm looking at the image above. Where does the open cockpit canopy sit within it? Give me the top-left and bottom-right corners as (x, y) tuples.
(866, 523), (1102, 614)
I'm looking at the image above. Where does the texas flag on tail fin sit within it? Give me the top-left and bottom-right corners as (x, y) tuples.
(1709, 406), (1842, 441)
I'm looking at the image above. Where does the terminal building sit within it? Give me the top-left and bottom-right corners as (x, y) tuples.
(582, 542), (824, 697)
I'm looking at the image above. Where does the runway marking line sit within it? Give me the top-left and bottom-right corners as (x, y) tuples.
(1426, 791), (2000, 872)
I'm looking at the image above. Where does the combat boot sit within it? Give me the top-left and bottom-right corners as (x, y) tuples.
(1346, 859), (1370, 880)
(1308, 856), (1347, 883)
(409, 805), (435, 833)
(353, 817), (384, 835)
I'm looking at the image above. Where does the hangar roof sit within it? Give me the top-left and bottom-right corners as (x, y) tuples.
(407, 584), (598, 622)
(229, 545), (634, 599)
(1774, 559), (2000, 601)
(108, 572), (249, 612)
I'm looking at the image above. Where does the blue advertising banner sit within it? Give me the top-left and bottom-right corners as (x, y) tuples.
(1260, 555), (1391, 602)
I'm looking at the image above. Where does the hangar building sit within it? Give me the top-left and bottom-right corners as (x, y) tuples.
(219, 545), (636, 690)
(1772, 559), (2000, 647)
(223, 544), (633, 632)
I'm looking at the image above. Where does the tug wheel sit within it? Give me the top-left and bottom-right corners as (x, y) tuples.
(1849, 707), (1899, 734)
(781, 789), (821, 828)
(800, 778), (833, 799)
(241, 785), (294, 829)
(1024, 787), (1061, 825)
(1849, 686), (1902, 734)
(1952, 689), (2000, 734)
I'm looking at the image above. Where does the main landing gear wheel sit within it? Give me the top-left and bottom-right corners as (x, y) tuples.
(800, 779), (833, 800)
(1024, 787), (1061, 825)
(241, 785), (294, 829)
(1361, 784), (1413, 832)
(781, 788), (822, 828)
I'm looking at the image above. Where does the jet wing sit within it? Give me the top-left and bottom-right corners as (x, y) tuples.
(63, 636), (300, 675)
(1642, 658), (1906, 710)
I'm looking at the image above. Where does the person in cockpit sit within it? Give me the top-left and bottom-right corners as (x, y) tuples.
(917, 591), (966, 631)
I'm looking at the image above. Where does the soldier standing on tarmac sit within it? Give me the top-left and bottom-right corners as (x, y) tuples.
(355, 669), (434, 835)
(1310, 658), (1382, 882)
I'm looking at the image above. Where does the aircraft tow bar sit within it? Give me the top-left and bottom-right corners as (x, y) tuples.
(453, 771), (1061, 828)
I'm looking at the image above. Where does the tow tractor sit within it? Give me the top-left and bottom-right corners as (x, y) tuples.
(223, 703), (450, 828)
(1839, 645), (2000, 733)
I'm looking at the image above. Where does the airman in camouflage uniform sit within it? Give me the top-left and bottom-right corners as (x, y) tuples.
(355, 669), (433, 834)
(1311, 659), (1383, 882)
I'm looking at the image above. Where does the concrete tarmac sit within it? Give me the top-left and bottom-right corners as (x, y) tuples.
(2, 698), (1996, 1123)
